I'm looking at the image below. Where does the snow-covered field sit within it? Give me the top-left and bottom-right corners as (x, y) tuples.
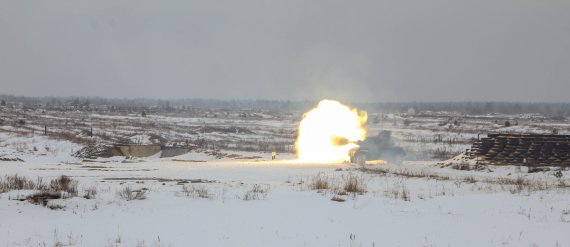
(1, 153), (569, 247)
(1, 109), (569, 246)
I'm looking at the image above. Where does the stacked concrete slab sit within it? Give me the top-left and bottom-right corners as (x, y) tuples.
(468, 134), (570, 167)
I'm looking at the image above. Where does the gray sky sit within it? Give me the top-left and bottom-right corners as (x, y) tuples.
(1, 0), (569, 102)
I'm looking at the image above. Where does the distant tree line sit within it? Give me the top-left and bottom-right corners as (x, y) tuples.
(359, 102), (570, 117)
(1, 95), (569, 117)
(0, 95), (316, 112)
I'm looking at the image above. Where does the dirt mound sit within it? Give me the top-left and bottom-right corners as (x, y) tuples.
(74, 144), (114, 159)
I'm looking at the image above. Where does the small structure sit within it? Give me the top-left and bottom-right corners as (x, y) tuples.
(466, 133), (570, 167)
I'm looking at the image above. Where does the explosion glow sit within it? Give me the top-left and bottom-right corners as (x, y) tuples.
(295, 99), (367, 163)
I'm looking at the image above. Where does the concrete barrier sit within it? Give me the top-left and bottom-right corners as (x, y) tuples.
(160, 147), (191, 158)
(117, 145), (161, 157)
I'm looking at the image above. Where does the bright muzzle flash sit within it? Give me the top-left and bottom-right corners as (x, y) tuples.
(295, 99), (367, 163)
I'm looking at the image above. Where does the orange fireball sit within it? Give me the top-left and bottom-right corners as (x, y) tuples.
(295, 99), (367, 163)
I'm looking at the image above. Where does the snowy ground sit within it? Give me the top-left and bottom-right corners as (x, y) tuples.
(1, 153), (569, 247)
(1, 109), (569, 246)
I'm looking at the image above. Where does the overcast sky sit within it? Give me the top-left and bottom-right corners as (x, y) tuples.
(1, 0), (569, 102)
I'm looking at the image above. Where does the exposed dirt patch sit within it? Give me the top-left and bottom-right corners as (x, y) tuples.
(23, 192), (63, 207)
(0, 157), (24, 162)
(171, 159), (207, 162)
(235, 156), (263, 160)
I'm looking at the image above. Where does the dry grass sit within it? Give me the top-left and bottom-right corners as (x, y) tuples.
(305, 172), (368, 197)
(243, 184), (269, 201)
(557, 179), (568, 188)
(360, 167), (450, 181)
(182, 185), (210, 198)
(309, 173), (331, 190)
(26, 192), (62, 207)
(118, 186), (147, 200)
(482, 176), (549, 194)
(46, 202), (66, 210)
(463, 175), (477, 183)
(363, 166), (564, 196)
(0, 174), (79, 196)
(330, 195), (346, 202)
(343, 174), (367, 194)
(0, 175), (82, 209)
(83, 186), (97, 199)
(384, 181), (410, 201)
(0, 174), (46, 192)
(561, 209), (570, 223)
(451, 162), (475, 171)
(50, 175), (78, 196)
